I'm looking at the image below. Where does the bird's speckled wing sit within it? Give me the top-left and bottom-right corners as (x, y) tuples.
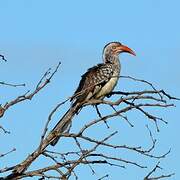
(71, 63), (113, 104)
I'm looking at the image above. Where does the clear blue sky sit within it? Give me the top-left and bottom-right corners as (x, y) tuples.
(0, 0), (180, 179)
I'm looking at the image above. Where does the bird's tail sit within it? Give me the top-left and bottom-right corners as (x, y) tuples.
(50, 104), (80, 146)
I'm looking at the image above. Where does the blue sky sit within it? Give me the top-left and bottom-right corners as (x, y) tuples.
(0, 0), (180, 179)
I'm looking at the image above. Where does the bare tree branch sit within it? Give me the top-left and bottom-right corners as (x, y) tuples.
(0, 81), (25, 87)
(1, 71), (179, 180)
(144, 162), (175, 180)
(0, 125), (10, 134)
(0, 148), (16, 158)
(98, 174), (109, 180)
(0, 62), (61, 118)
(0, 54), (7, 62)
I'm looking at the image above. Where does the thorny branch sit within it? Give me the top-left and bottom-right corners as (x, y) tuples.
(0, 73), (179, 179)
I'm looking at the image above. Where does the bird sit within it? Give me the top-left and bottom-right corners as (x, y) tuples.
(50, 42), (136, 146)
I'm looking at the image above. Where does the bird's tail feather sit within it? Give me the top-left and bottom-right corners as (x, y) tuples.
(50, 104), (79, 146)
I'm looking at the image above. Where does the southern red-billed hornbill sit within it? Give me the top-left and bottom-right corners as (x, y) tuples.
(50, 42), (136, 146)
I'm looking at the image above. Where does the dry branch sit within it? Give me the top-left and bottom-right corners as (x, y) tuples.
(0, 54), (7, 62)
(0, 81), (25, 87)
(0, 73), (179, 180)
(144, 162), (175, 180)
(0, 148), (16, 158)
(0, 62), (61, 118)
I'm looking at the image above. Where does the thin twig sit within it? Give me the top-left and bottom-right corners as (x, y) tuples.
(0, 125), (10, 134)
(0, 81), (25, 87)
(0, 54), (7, 62)
(0, 148), (16, 158)
(39, 97), (70, 146)
(144, 161), (175, 180)
(0, 62), (61, 118)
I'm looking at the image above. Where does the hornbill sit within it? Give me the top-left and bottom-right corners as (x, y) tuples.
(50, 42), (136, 146)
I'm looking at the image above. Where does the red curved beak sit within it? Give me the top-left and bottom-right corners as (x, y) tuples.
(117, 45), (136, 56)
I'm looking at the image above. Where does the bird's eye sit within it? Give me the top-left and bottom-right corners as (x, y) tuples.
(112, 46), (116, 49)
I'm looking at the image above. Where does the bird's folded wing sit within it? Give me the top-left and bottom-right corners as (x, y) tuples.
(71, 63), (113, 103)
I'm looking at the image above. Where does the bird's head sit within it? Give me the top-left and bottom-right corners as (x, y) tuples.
(103, 42), (136, 63)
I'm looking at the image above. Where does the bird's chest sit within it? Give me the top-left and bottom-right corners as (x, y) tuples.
(95, 71), (119, 99)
